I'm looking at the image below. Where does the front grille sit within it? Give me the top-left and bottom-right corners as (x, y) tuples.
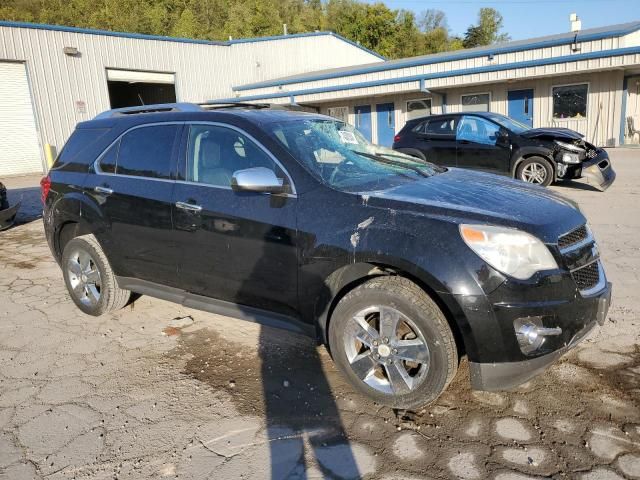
(572, 261), (600, 291)
(558, 225), (588, 250)
(586, 148), (598, 159)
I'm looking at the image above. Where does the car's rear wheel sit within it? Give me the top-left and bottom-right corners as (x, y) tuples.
(62, 235), (131, 316)
(329, 276), (458, 409)
(516, 157), (554, 186)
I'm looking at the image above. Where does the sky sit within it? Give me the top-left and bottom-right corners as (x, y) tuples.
(366, 0), (640, 40)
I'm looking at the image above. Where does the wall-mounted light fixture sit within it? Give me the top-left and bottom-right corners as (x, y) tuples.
(63, 46), (80, 57)
(488, 53), (495, 61)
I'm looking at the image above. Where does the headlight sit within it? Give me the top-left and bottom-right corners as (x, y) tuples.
(554, 140), (583, 153)
(460, 224), (558, 280)
(561, 152), (580, 164)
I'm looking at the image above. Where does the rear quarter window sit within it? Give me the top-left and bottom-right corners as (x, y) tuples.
(116, 125), (179, 179)
(53, 128), (111, 172)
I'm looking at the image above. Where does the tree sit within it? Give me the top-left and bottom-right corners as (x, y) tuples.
(463, 7), (510, 48)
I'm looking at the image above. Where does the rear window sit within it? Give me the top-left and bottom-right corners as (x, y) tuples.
(425, 118), (457, 135)
(107, 125), (179, 179)
(53, 128), (110, 171)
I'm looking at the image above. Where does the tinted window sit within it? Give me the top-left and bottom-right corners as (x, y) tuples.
(186, 125), (280, 188)
(425, 118), (457, 135)
(98, 140), (119, 173)
(553, 84), (588, 119)
(117, 125), (178, 179)
(54, 128), (110, 170)
(457, 116), (500, 145)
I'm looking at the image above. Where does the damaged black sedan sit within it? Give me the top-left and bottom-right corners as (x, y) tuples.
(393, 111), (615, 190)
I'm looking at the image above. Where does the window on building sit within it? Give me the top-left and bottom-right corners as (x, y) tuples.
(186, 125), (282, 188)
(461, 93), (491, 112)
(552, 84), (588, 120)
(327, 106), (349, 123)
(457, 116), (501, 145)
(406, 99), (432, 120)
(117, 125), (178, 179)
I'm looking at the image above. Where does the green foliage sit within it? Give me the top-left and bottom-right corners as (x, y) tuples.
(463, 7), (510, 48)
(1, 0), (508, 59)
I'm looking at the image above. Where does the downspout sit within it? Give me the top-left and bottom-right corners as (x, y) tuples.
(620, 76), (628, 146)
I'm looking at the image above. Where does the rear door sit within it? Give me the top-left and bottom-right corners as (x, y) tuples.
(171, 123), (299, 317)
(455, 115), (511, 173)
(354, 105), (372, 142)
(375, 103), (395, 147)
(416, 117), (458, 167)
(84, 123), (182, 285)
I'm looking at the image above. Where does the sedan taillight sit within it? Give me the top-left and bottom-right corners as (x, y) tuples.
(393, 134), (401, 143)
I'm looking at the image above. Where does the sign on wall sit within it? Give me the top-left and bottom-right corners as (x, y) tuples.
(327, 106), (349, 123)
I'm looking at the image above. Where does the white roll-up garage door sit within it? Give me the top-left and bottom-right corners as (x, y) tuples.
(0, 62), (43, 176)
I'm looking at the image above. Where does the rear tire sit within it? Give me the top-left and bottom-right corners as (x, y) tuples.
(328, 276), (458, 410)
(516, 157), (554, 187)
(61, 234), (131, 316)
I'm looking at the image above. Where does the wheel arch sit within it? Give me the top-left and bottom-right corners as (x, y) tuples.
(511, 151), (555, 179)
(316, 261), (467, 359)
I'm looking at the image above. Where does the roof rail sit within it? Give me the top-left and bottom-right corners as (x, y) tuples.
(94, 102), (204, 119)
(200, 101), (271, 109)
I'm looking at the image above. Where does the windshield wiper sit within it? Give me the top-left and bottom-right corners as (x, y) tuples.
(353, 151), (430, 178)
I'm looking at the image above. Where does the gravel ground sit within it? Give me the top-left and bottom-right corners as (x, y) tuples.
(0, 150), (639, 480)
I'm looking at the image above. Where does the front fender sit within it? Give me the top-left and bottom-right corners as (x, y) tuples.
(511, 146), (554, 177)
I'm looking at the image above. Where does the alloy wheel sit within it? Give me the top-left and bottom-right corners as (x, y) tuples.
(343, 305), (430, 395)
(521, 162), (548, 184)
(67, 249), (102, 307)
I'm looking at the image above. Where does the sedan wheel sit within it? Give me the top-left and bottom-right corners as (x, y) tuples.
(344, 305), (430, 395)
(521, 162), (548, 184)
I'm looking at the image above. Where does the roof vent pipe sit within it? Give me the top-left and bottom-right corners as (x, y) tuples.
(570, 13), (582, 32)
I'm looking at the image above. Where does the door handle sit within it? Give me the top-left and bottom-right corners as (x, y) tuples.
(175, 201), (202, 213)
(94, 186), (113, 195)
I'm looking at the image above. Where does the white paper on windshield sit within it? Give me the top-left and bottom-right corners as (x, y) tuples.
(338, 130), (358, 144)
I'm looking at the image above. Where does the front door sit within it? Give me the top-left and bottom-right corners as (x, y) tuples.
(354, 105), (372, 141)
(376, 103), (395, 146)
(508, 89), (534, 127)
(172, 123), (299, 318)
(455, 115), (511, 174)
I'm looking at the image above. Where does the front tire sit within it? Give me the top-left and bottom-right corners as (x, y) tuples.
(328, 276), (458, 410)
(62, 234), (131, 316)
(516, 157), (554, 186)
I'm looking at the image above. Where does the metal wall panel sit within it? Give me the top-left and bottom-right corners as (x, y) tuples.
(0, 25), (381, 156)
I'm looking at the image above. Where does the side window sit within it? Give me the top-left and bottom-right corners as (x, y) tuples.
(117, 125), (178, 179)
(98, 140), (119, 174)
(186, 125), (282, 188)
(457, 116), (500, 146)
(425, 118), (457, 135)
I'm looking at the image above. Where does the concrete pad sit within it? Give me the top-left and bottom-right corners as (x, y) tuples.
(617, 453), (640, 479)
(495, 418), (533, 442)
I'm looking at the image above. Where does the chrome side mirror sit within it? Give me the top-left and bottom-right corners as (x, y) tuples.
(231, 167), (285, 194)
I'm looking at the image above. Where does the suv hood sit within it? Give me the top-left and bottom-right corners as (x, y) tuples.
(521, 127), (584, 141)
(366, 168), (584, 243)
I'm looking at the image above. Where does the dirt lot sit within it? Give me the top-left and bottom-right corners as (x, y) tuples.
(1, 150), (639, 480)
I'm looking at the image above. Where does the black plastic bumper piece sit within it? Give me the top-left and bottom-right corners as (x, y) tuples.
(0, 202), (20, 230)
(469, 282), (611, 391)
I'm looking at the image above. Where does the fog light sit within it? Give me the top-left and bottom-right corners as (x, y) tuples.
(514, 317), (562, 355)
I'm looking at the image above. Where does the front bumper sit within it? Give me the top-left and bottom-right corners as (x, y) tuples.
(0, 202), (20, 230)
(468, 281), (611, 391)
(581, 153), (616, 191)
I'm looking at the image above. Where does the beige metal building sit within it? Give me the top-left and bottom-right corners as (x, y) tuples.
(222, 21), (640, 149)
(0, 21), (383, 175)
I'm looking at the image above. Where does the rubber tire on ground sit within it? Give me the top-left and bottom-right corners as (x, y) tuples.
(516, 157), (554, 187)
(328, 276), (458, 410)
(61, 234), (131, 316)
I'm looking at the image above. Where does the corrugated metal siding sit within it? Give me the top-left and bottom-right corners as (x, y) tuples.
(0, 61), (43, 175)
(237, 37), (628, 98)
(0, 25), (381, 153)
(317, 70), (624, 147)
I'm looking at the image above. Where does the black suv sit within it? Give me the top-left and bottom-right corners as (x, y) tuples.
(392, 112), (615, 190)
(43, 103), (611, 409)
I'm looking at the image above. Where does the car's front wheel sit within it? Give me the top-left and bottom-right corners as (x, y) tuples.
(516, 157), (554, 186)
(329, 276), (458, 410)
(62, 234), (131, 316)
